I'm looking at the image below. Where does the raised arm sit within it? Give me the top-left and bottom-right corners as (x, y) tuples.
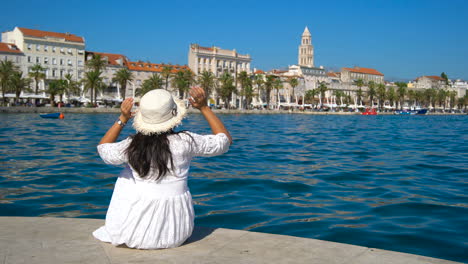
(189, 87), (232, 144)
(99, 98), (134, 145)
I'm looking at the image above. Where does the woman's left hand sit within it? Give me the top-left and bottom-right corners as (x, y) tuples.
(120, 98), (134, 123)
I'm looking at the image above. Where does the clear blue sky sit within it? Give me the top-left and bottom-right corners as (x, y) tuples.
(1, 0), (467, 81)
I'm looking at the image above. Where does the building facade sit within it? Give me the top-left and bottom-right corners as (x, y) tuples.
(2, 27), (85, 90)
(188, 44), (251, 77)
(298, 27), (314, 67)
(414, 76), (447, 89)
(0, 42), (24, 67)
(341, 66), (384, 84)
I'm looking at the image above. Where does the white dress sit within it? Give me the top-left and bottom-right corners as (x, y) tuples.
(93, 132), (230, 249)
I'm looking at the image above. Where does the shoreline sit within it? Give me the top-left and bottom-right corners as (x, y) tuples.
(0, 106), (465, 115)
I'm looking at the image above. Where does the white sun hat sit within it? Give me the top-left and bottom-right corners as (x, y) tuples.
(133, 89), (187, 135)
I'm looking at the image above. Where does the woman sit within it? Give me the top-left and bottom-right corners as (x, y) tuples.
(93, 87), (232, 249)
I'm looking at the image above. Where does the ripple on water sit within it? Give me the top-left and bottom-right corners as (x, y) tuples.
(0, 113), (467, 262)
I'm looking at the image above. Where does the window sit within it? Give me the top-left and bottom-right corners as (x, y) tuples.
(44, 57), (48, 64)
(52, 58), (57, 65)
(36, 57), (40, 63)
(27, 44), (32, 50)
(52, 69), (56, 77)
(78, 50), (84, 54)
(68, 48), (72, 54)
(60, 70), (64, 77)
(78, 60), (83, 66)
(60, 48), (64, 53)
(68, 59), (72, 66)
(60, 59), (64, 65)
(45, 70), (49, 78)
(28, 56), (31, 63)
(52, 47), (56, 53)
(44, 46), (49, 52)
(36, 45), (40, 51)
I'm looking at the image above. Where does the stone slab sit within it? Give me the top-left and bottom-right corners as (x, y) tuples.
(0, 217), (461, 264)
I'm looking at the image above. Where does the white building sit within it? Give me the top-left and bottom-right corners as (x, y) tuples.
(414, 75), (447, 89)
(298, 26), (314, 67)
(0, 42), (24, 68)
(341, 66), (384, 84)
(188, 44), (251, 77)
(451, 79), (467, 98)
(2, 27), (85, 90)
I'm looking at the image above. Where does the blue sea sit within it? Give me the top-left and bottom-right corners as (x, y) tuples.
(0, 113), (467, 262)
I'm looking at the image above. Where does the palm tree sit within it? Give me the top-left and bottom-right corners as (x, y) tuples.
(172, 70), (191, 99)
(273, 78), (283, 109)
(395, 82), (407, 109)
(264, 75), (275, 109)
(355, 79), (364, 106)
(137, 73), (164, 97)
(198, 71), (216, 103)
(237, 71), (250, 109)
(28, 64), (45, 95)
(82, 70), (103, 105)
(288, 77), (299, 104)
(449, 91), (457, 110)
(161, 65), (173, 90)
(305, 89), (317, 104)
(86, 54), (107, 72)
(387, 86), (396, 109)
(46, 79), (66, 107)
(0, 60), (18, 105)
(9, 71), (31, 104)
(254, 74), (264, 103)
(113, 68), (134, 99)
(376, 83), (386, 110)
(367, 81), (376, 107)
(217, 72), (236, 109)
(317, 82), (328, 108)
(437, 89), (447, 110)
(64, 74), (80, 100)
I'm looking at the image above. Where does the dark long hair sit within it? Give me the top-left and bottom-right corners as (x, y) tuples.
(126, 131), (176, 180)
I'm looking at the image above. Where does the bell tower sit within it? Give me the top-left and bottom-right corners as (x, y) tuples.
(298, 26), (314, 67)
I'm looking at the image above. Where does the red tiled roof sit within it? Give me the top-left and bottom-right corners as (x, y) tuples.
(126, 62), (190, 73)
(254, 70), (264, 74)
(18, 27), (84, 43)
(342, 66), (383, 76)
(0, 43), (23, 54)
(327, 72), (339, 77)
(86, 51), (127, 66)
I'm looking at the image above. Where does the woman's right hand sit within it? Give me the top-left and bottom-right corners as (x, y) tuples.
(189, 87), (208, 110)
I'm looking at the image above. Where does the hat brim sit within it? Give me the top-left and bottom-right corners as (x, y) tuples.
(132, 97), (187, 135)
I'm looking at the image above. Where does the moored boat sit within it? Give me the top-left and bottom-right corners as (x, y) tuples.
(362, 108), (377, 115)
(39, 112), (64, 119)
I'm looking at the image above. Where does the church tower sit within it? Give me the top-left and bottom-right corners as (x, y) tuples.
(298, 26), (314, 67)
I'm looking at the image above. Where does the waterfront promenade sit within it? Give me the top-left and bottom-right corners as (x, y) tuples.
(0, 106), (464, 115)
(0, 217), (461, 264)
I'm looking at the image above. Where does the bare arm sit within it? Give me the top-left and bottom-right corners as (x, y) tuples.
(189, 87), (232, 144)
(99, 98), (134, 145)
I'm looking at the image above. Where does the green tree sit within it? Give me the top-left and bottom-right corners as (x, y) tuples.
(367, 81), (376, 107)
(441, 72), (449, 85)
(254, 74), (264, 102)
(9, 71), (31, 103)
(137, 73), (164, 96)
(64, 74), (81, 100)
(317, 82), (328, 108)
(172, 70), (191, 99)
(0, 60), (19, 104)
(86, 54), (107, 72)
(217, 72), (236, 109)
(198, 71), (216, 103)
(449, 91), (457, 110)
(46, 79), (66, 107)
(437, 89), (447, 109)
(161, 65), (173, 90)
(355, 79), (364, 106)
(288, 77), (299, 104)
(237, 71), (250, 109)
(305, 89), (317, 104)
(395, 82), (407, 109)
(274, 78), (283, 109)
(28, 63), (45, 95)
(243, 77), (254, 109)
(82, 70), (103, 105)
(264, 75), (275, 109)
(376, 83), (386, 110)
(113, 68), (134, 99)
(387, 86), (396, 109)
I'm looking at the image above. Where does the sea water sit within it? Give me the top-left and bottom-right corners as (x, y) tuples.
(0, 113), (467, 262)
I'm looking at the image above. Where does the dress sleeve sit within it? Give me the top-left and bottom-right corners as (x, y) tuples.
(186, 132), (230, 157)
(97, 138), (131, 165)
